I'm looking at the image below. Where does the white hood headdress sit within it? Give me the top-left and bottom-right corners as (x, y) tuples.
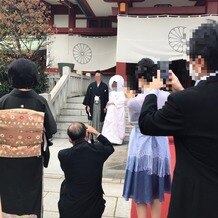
(109, 75), (124, 91)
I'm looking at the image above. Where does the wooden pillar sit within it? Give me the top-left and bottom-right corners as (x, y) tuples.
(206, 0), (218, 14)
(116, 62), (127, 81)
(68, 4), (75, 33)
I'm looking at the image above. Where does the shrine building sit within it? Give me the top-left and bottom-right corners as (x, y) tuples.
(44, 0), (218, 84)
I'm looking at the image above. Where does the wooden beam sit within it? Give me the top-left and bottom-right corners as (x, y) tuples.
(51, 5), (83, 15)
(76, 0), (96, 17)
(112, 6), (206, 15)
(54, 27), (117, 36)
(195, 0), (206, 6)
(108, 16), (117, 22)
(51, 5), (69, 14)
(84, 67), (116, 75)
(69, 5), (76, 29)
(206, 0), (218, 13)
(58, 0), (72, 8)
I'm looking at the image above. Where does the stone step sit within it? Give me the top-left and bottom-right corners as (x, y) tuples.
(63, 103), (85, 110)
(55, 96), (133, 141)
(57, 115), (88, 123)
(60, 109), (87, 116)
(57, 122), (89, 130)
(63, 102), (128, 111)
(67, 97), (85, 103)
(61, 106), (129, 119)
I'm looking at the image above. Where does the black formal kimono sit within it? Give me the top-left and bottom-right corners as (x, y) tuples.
(139, 76), (218, 218)
(83, 81), (109, 122)
(0, 88), (57, 217)
(58, 134), (114, 218)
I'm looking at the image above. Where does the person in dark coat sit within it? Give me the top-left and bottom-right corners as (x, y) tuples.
(83, 71), (109, 132)
(58, 122), (114, 218)
(139, 22), (218, 218)
(0, 58), (57, 217)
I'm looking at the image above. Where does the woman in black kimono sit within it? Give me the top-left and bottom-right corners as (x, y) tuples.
(0, 58), (57, 217)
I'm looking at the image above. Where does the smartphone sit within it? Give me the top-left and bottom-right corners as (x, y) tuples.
(157, 61), (170, 84)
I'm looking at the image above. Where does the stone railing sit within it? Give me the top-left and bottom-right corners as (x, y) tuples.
(47, 74), (60, 93)
(41, 66), (90, 120)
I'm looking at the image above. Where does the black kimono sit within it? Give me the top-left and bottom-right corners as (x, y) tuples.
(83, 81), (108, 122)
(0, 89), (57, 217)
(58, 134), (114, 218)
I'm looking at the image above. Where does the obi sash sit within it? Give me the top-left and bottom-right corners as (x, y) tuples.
(0, 109), (44, 158)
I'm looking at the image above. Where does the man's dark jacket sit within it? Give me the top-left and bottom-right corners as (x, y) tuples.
(139, 75), (218, 218)
(83, 81), (109, 122)
(58, 134), (114, 218)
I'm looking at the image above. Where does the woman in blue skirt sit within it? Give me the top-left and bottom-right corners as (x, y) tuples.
(123, 58), (171, 218)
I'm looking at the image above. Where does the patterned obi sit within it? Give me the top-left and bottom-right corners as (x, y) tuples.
(0, 109), (44, 158)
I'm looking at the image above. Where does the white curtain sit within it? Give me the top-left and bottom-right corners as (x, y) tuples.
(47, 35), (116, 71)
(117, 15), (218, 63)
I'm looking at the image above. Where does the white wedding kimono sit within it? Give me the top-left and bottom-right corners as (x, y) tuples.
(102, 75), (126, 144)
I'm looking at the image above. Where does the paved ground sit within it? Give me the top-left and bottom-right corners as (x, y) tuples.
(43, 138), (131, 218)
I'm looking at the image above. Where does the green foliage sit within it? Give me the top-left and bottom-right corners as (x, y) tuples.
(0, 64), (10, 96)
(0, 81), (10, 97)
(34, 70), (49, 94)
(0, 0), (52, 95)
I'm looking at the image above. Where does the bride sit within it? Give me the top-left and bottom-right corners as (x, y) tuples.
(102, 75), (126, 145)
